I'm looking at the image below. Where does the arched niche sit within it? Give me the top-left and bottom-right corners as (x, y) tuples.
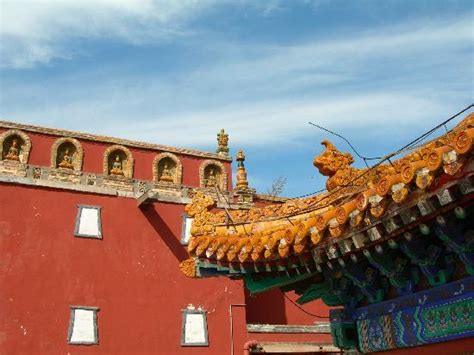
(103, 145), (134, 179)
(0, 129), (32, 164)
(153, 152), (183, 185)
(199, 160), (227, 190)
(51, 137), (83, 171)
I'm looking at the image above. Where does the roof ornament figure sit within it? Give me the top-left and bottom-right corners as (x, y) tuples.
(233, 150), (256, 204)
(216, 128), (229, 156)
(313, 140), (395, 192)
(235, 150), (249, 190)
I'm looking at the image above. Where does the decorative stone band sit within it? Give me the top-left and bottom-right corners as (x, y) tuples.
(0, 120), (232, 161)
(182, 114), (474, 271)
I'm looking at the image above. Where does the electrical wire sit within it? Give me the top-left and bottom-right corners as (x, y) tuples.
(283, 103), (474, 206)
(219, 104), (473, 227)
(308, 122), (383, 165)
(283, 293), (329, 319)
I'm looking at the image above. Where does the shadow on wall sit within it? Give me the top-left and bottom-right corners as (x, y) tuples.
(245, 288), (288, 324)
(141, 205), (188, 262)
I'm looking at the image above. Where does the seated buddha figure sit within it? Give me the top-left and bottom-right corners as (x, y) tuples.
(205, 168), (217, 188)
(110, 155), (124, 176)
(159, 163), (174, 183)
(58, 148), (74, 169)
(5, 139), (20, 161)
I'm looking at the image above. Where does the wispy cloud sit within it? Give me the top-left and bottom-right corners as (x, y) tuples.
(1, 13), (471, 150)
(0, 0), (217, 68)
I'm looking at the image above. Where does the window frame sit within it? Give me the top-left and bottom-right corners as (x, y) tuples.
(74, 205), (102, 239)
(180, 213), (193, 245)
(180, 309), (209, 347)
(67, 306), (99, 345)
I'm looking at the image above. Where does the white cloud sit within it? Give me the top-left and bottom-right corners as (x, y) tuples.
(0, 13), (471, 150)
(0, 0), (215, 68)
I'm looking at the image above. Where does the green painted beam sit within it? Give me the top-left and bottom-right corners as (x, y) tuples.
(244, 271), (318, 294)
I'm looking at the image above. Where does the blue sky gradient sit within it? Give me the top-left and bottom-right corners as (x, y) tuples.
(0, 0), (473, 196)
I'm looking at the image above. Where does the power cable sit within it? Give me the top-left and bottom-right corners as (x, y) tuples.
(284, 103), (474, 205)
(308, 122), (383, 166)
(220, 104), (473, 227)
(283, 293), (329, 319)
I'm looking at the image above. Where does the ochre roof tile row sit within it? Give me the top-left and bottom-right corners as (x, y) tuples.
(181, 114), (474, 273)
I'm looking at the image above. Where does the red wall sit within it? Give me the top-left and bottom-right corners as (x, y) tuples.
(0, 128), (233, 191)
(245, 289), (331, 327)
(0, 184), (332, 355)
(0, 183), (247, 354)
(0, 127), (333, 354)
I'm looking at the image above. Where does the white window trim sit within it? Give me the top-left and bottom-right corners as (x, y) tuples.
(67, 306), (99, 345)
(180, 214), (193, 245)
(74, 205), (102, 239)
(181, 309), (209, 347)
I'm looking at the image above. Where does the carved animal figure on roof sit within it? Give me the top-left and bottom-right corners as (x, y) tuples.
(313, 140), (394, 191)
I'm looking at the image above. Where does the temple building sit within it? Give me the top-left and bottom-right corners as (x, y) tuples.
(181, 114), (474, 353)
(0, 121), (337, 354)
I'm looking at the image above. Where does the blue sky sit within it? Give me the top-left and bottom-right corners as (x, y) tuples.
(0, 0), (473, 196)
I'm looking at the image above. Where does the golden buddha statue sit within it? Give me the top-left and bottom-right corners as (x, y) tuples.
(58, 148), (74, 169)
(206, 168), (217, 187)
(110, 155), (124, 176)
(5, 139), (20, 161)
(159, 163), (174, 183)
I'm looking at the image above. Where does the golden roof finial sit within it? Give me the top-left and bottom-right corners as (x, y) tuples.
(216, 128), (229, 156)
(236, 150), (249, 190)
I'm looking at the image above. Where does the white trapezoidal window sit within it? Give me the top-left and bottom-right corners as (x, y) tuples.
(181, 309), (208, 346)
(74, 205), (102, 239)
(67, 306), (99, 345)
(181, 214), (194, 245)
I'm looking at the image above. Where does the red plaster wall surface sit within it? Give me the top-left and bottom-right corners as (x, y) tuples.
(0, 127), (334, 354)
(245, 288), (331, 326)
(0, 183), (332, 355)
(0, 128), (233, 191)
(0, 183), (247, 354)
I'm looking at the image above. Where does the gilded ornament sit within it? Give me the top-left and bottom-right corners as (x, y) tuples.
(370, 201), (386, 218)
(310, 227), (321, 245)
(110, 155), (124, 176)
(293, 239), (307, 254)
(58, 148), (74, 169)
(216, 128), (229, 156)
(454, 128), (473, 154)
(5, 139), (20, 161)
(235, 150), (249, 190)
(391, 185), (409, 204)
(195, 237), (211, 256)
(415, 172), (434, 190)
(350, 212), (363, 227)
(376, 176), (392, 197)
(179, 258), (197, 278)
(356, 192), (370, 211)
(443, 159), (464, 176)
(329, 224), (344, 238)
(159, 163), (174, 182)
(335, 206), (349, 225)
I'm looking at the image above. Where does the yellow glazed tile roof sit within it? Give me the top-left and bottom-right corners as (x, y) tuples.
(180, 114), (474, 276)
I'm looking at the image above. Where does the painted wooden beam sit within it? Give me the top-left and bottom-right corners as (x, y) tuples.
(246, 323), (331, 334)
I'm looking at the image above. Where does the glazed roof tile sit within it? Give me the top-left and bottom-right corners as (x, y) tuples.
(179, 114), (474, 277)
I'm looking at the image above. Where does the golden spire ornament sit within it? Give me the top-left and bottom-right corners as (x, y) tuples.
(216, 128), (229, 156)
(235, 150), (249, 190)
